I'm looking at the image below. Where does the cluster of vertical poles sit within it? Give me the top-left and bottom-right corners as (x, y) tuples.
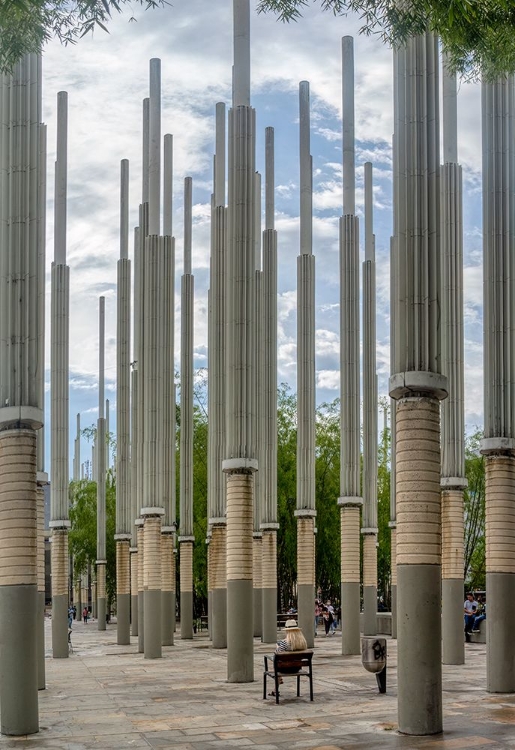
(5, 1), (515, 740)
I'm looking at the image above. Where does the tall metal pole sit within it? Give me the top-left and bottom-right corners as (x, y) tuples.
(261, 126), (279, 644)
(253, 170), (263, 640)
(180, 177), (195, 639)
(296, 80), (316, 649)
(208, 102), (228, 648)
(161, 132), (176, 647)
(50, 90), (71, 659)
(362, 162), (378, 636)
(390, 34), (446, 735)
(96, 297), (107, 631)
(115, 158), (132, 645)
(339, 36), (362, 656)
(223, 0), (257, 682)
(480, 75), (515, 693)
(440, 55), (466, 666)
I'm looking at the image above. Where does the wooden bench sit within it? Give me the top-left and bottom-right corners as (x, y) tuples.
(263, 650), (314, 704)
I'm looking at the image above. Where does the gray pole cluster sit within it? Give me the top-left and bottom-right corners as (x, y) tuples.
(362, 161), (378, 636)
(223, 0), (257, 682)
(295, 80), (316, 649)
(339, 36), (362, 657)
(96, 297), (107, 631)
(390, 34), (447, 735)
(440, 58), (466, 667)
(0, 54), (45, 735)
(161, 132), (176, 647)
(115, 159), (132, 645)
(180, 177), (195, 639)
(208, 102), (228, 649)
(260, 126), (279, 644)
(50, 91), (71, 659)
(480, 75), (515, 693)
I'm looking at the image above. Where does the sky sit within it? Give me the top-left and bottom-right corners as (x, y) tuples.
(40, 1), (484, 475)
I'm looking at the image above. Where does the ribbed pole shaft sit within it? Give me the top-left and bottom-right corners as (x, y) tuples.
(73, 413), (80, 481)
(339, 36), (362, 657)
(180, 177), (195, 640)
(116, 159), (132, 645)
(390, 34), (446, 736)
(480, 76), (515, 693)
(261, 127), (278, 644)
(223, 1), (257, 681)
(208, 102), (227, 648)
(50, 90), (70, 660)
(342, 36), (355, 216)
(253, 260), (263, 639)
(440, 60), (466, 667)
(163, 134), (173, 237)
(161, 137), (176, 645)
(130, 228), (140, 637)
(362, 161), (378, 636)
(148, 59), (161, 235)
(96, 296), (107, 631)
(295, 81), (316, 649)
(233, 0), (250, 107)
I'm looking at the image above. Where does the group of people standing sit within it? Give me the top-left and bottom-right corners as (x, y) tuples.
(314, 599), (340, 636)
(464, 592), (486, 635)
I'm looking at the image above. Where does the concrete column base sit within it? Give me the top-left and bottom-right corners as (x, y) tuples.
(391, 585), (397, 640)
(52, 594), (69, 658)
(138, 592), (144, 653)
(37, 591), (45, 689)
(341, 581), (360, 655)
(144, 589), (162, 659)
(0, 585), (39, 735)
(442, 578), (464, 665)
(363, 585), (377, 636)
(211, 587), (227, 648)
(253, 587), (262, 638)
(131, 594), (138, 636)
(261, 587), (277, 644)
(398, 564), (442, 735)
(117, 594), (130, 645)
(180, 590), (193, 639)
(487, 572), (515, 692)
(207, 590), (212, 639)
(97, 598), (106, 631)
(227, 579), (253, 682)
(297, 583), (314, 648)
(162, 590), (174, 645)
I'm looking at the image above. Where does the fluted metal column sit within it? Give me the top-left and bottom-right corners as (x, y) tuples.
(481, 75), (515, 693)
(180, 176), (195, 640)
(440, 57), (466, 667)
(389, 238), (397, 640)
(115, 158), (132, 646)
(295, 80), (316, 650)
(50, 90), (71, 659)
(253, 171), (263, 639)
(362, 162), (378, 636)
(130, 226), (140, 638)
(73, 414), (81, 481)
(339, 36), (362, 657)
(96, 297), (107, 631)
(161, 133), (176, 647)
(390, 34), (446, 735)
(223, 0), (257, 682)
(261, 127), (279, 644)
(36, 110), (47, 691)
(208, 102), (227, 649)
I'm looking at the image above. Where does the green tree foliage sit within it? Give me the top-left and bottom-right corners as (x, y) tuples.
(276, 383), (298, 608)
(0, 0), (165, 73)
(464, 429), (485, 590)
(69, 471), (117, 606)
(257, 0), (515, 80)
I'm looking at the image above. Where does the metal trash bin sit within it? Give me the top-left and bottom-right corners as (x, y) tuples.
(361, 636), (387, 693)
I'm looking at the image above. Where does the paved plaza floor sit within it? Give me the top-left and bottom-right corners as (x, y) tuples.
(2, 618), (514, 749)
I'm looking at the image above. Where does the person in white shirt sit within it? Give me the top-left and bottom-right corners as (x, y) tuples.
(464, 592), (478, 634)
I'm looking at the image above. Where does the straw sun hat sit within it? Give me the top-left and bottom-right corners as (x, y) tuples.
(284, 619), (300, 630)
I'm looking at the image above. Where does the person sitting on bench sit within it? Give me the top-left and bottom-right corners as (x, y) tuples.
(270, 619), (308, 697)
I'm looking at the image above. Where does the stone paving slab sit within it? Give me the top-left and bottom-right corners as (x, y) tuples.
(0, 620), (512, 749)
